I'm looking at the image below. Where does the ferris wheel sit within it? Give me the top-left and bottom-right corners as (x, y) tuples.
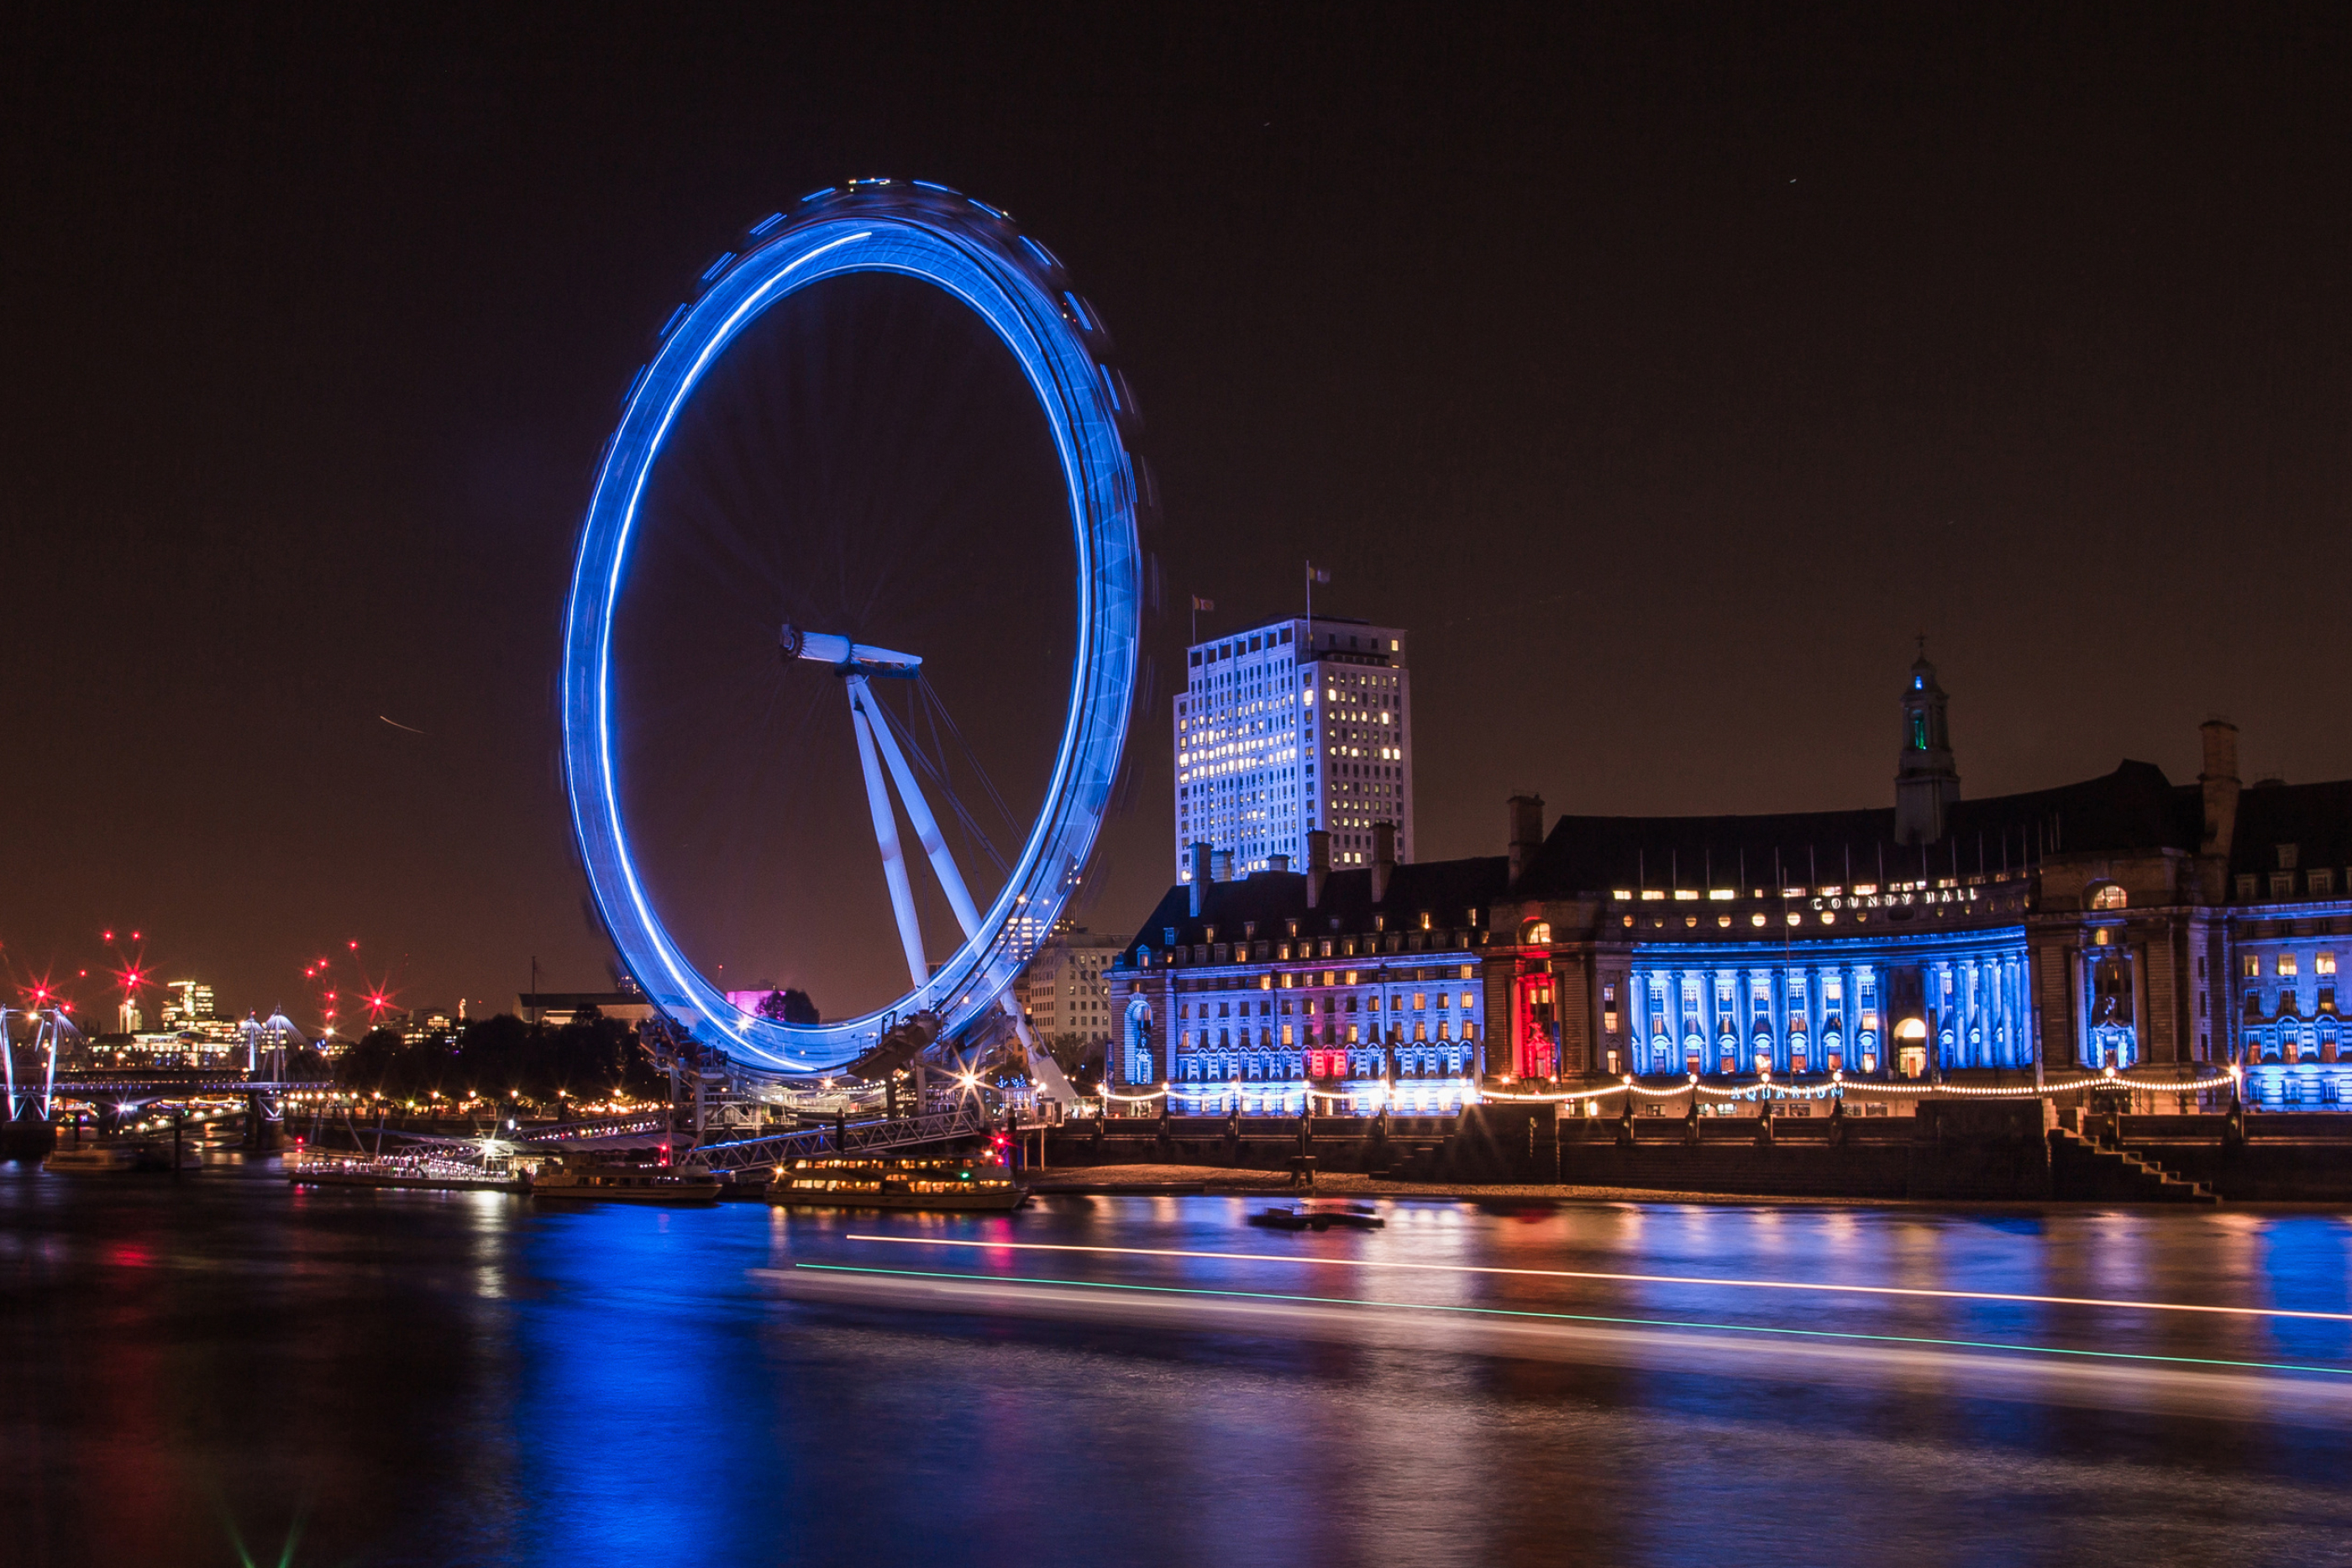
(560, 181), (1145, 1078)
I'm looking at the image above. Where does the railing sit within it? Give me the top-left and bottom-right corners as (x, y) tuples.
(46, 1074), (326, 1093)
(692, 1103), (991, 1173)
(515, 1109), (672, 1143)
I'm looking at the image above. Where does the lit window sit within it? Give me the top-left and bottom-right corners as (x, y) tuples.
(2280, 953), (2299, 977)
(2090, 884), (2127, 910)
(2244, 954), (2261, 978)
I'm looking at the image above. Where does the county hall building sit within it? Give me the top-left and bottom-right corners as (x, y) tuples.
(1110, 655), (2352, 1113)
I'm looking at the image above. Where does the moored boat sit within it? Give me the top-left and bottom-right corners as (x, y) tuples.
(286, 1150), (528, 1193)
(41, 1143), (143, 1173)
(767, 1154), (1026, 1212)
(532, 1156), (722, 1204)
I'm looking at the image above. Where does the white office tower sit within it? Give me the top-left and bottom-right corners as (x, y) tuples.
(1173, 616), (1414, 881)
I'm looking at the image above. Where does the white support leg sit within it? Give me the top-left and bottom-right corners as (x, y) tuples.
(39, 1015), (56, 1120)
(851, 680), (983, 941)
(1003, 994), (1078, 1105)
(848, 679), (928, 991)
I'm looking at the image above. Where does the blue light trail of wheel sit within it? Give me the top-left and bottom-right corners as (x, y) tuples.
(562, 181), (1142, 1075)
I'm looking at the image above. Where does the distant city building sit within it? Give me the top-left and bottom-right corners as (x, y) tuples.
(123, 1030), (237, 1068)
(160, 981), (216, 1026)
(1019, 926), (1131, 1047)
(117, 999), (143, 1034)
(517, 991), (657, 1026)
(1175, 616), (1413, 882)
(1115, 653), (2352, 1111)
(402, 1010), (459, 1046)
(1003, 905), (1057, 964)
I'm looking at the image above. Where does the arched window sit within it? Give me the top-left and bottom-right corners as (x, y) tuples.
(2089, 884), (2128, 910)
(1520, 919), (1552, 946)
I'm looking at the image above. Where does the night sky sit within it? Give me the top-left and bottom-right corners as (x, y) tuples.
(8, 5), (2349, 1025)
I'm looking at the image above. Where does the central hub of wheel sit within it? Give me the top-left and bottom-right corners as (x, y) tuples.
(779, 623), (923, 678)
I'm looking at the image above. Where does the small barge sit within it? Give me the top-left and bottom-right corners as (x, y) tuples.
(1247, 1202), (1385, 1232)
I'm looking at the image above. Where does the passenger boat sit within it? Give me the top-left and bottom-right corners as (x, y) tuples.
(531, 1156), (722, 1204)
(1247, 1201), (1385, 1231)
(41, 1143), (143, 1173)
(286, 1149), (527, 1193)
(767, 1155), (1026, 1213)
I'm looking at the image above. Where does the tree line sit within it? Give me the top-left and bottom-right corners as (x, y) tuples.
(335, 1012), (666, 1106)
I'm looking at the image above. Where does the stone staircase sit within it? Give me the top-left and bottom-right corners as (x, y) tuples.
(2049, 1127), (2221, 1204)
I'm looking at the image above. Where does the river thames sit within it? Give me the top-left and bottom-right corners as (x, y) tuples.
(4, 1160), (2349, 1566)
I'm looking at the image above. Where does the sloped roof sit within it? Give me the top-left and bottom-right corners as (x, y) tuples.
(2230, 778), (2352, 875)
(1520, 760), (2203, 894)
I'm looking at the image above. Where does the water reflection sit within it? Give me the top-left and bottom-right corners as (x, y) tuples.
(3, 1164), (2348, 1566)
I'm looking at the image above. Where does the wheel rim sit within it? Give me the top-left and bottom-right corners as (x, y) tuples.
(561, 184), (1141, 1075)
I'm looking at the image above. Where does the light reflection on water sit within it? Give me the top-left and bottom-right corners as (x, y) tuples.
(3, 1162), (2350, 1566)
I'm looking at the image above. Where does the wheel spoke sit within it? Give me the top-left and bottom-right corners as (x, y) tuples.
(848, 680), (927, 989)
(852, 678), (982, 941)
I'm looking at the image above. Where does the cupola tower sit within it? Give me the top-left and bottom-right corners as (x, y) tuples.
(1893, 645), (1961, 846)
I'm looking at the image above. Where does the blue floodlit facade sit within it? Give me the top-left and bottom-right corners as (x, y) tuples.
(1112, 846), (1498, 1114)
(560, 181), (1142, 1076)
(1112, 655), (2352, 1107)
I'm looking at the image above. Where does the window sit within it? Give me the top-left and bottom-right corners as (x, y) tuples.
(2280, 953), (2300, 977)
(1521, 919), (1551, 945)
(2244, 954), (2261, 978)
(2089, 884), (2127, 910)
(2320, 952), (2339, 976)
(2313, 869), (2337, 897)
(2272, 873), (2297, 900)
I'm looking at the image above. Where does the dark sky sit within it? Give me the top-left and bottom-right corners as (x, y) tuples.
(8, 3), (2349, 1025)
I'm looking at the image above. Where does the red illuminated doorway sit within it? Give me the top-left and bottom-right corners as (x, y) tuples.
(1515, 975), (1557, 1078)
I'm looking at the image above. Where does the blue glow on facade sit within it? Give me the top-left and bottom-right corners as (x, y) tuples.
(1623, 928), (2037, 1078)
(559, 185), (1142, 1075)
(2234, 925), (2349, 1106)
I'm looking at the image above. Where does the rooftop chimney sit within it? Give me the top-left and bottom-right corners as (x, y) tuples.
(1188, 842), (1212, 917)
(1371, 821), (1397, 904)
(1507, 794), (1545, 889)
(1305, 829), (1331, 910)
(2199, 718), (2241, 863)
(1268, 853), (1291, 873)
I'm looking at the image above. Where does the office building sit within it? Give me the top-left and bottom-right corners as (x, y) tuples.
(1174, 616), (1413, 883)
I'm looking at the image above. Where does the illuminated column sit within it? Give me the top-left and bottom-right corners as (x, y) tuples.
(1961, 958), (1980, 1068)
(1995, 955), (2015, 1067)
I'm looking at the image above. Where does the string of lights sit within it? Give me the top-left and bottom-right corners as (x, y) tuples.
(1479, 1063), (2236, 1105)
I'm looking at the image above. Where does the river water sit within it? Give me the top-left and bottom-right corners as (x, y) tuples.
(4, 1158), (2350, 1566)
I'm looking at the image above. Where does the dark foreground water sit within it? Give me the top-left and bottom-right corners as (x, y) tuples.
(4, 1160), (2351, 1567)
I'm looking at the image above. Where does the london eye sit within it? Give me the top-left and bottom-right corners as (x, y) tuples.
(560, 181), (1145, 1078)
